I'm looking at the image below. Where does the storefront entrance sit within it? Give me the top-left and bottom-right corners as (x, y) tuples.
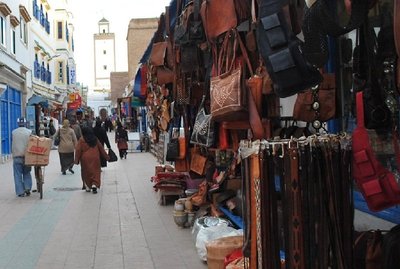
(0, 86), (21, 155)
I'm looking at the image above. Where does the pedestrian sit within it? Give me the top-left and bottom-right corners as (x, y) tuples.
(11, 118), (33, 197)
(93, 118), (111, 167)
(70, 117), (82, 140)
(115, 122), (128, 159)
(55, 119), (77, 175)
(49, 119), (56, 137)
(105, 117), (113, 132)
(74, 126), (109, 193)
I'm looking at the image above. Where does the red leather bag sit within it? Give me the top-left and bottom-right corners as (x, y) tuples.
(352, 92), (400, 211)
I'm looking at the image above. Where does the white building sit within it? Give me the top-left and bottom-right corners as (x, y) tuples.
(0, 0), (76, 159)
(0, 0), (32, 159)
(88, 18), (115, 116)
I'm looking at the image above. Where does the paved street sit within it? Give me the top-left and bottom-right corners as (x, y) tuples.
(0, 133), (207, 269)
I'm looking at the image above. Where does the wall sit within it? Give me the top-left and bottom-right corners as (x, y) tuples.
(110, 71), (129, 106)
(126, 18), (158, 80)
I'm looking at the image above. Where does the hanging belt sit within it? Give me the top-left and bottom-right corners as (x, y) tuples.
(260, 148), (281, 269)
(287, 144), (305, 269)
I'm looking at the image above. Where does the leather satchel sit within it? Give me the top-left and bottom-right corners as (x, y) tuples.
(210, 29), (249, 121)
(293, 73), (336, 123)
(200, 0), (237, 41)
(174, 0), (205, 45)
(166, 138), (180, 162)
(150, 42), (167, 67)
(190, 148), (208, 175)
(256, 0), (322, 97)
(352, 92), (400, 211)
(190, 96), (214, 147)
(156, 66), (174, 85)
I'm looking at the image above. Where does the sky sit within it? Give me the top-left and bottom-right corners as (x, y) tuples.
(68, 0), (171, 87)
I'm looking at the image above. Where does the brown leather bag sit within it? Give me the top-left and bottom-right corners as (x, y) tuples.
(156, 66), (174, 85)
(190, 147), (208, 175)
(200, 0), (237, 41)
(293, 73), (336, 123)
(210, 29), (249, 121)
(150, 42), (167, 67)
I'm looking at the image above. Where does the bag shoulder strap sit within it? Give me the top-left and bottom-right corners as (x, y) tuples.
(356, 91), (365, 128)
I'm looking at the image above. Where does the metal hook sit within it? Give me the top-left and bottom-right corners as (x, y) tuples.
(278, 143), (285, 158)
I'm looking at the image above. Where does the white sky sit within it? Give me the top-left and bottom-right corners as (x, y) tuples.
(68, 0), (171, 87)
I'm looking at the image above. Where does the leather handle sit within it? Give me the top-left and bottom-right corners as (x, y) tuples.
(356, 91), (365, 128)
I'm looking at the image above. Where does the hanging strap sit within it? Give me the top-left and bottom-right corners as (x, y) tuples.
(356, 91), (365, 128)
(394, 0), (400, 89)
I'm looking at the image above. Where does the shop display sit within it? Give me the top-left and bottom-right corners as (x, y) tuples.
(141, 0), (400, 268)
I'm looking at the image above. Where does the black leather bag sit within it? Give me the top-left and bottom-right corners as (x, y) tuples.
(190, 96), (214, 147)
(166, 138), (180, 162)
(108, 149), (118, 162)
(256, 1), (322, 98)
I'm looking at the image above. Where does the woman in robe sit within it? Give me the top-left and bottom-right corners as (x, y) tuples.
(56, 119), (77, 175)
(74, 126), (109, 194)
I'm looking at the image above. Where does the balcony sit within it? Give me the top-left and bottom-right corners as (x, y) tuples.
(46, 70), (51, 84)
(33, 61), (41, 79)
(40, 66), (46, 82)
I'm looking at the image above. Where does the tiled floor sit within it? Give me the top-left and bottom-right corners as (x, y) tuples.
(0, 133), (207, 269)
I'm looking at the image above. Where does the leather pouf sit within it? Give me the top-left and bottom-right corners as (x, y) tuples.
(206, 236), (243, 269)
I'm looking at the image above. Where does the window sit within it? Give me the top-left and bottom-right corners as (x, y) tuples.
(58, 61), (63, 83)
(103, 50), (106, 54)
(10, 29), (15, 54)
(0, 16), (5, 47)
(57, 21), (63, 39)
(20, 17), (27, 44)
(103, 65), (107, 70)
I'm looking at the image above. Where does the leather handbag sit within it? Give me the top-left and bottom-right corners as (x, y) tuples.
(150, 41), (168, 66)
(190, 96), (214, 147)
(117, 139), (128, 150)
(166, 138), (180, 162)
(174, 0), (205, 45)
(210, 29), (249, 122)
(352, 92), (400, 211)
(108, 148), (118, 162)
(256, 0), (322, 98)
(190, 147), (208, 175)
(293, 73), (336, 124)
(200, 0), (237, 41)
(156, 66), (174, 85)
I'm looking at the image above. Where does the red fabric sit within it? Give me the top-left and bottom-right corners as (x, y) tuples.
(352, 92), (400, 211)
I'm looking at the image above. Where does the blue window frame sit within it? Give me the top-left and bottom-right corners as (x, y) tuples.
(1, 86), (21, 155)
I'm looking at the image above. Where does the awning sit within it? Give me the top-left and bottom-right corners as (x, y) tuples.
(27, 94), (49, 107)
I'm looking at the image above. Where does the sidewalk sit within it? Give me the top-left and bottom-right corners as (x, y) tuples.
(0, 133), (207, 269)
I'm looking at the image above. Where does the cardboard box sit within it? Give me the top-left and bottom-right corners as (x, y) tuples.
(25, 136), (52, 166)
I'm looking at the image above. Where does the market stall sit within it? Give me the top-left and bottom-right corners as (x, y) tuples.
(136, 0), (400, 268)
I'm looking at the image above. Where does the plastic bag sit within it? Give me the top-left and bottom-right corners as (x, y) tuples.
(194, 222), (243, 261)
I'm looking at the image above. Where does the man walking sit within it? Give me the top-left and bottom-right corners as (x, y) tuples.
(12, 118), (33, 197)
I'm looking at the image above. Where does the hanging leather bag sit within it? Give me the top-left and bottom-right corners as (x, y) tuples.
(256, 0), (322, 98)
(166, 138), (180, 162)
(150, 42), (168, 67)
(190, 96), (214, 147)
(210, 29), (249, 121)
(352, 92), (400, 211)
(293, 73), (336, 123)
(190, 147), (208, 175)
(174, 0), (205, 45)
(200, 0), (237, 41)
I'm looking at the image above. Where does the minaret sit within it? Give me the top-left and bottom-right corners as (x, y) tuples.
(90, 18), (115, 115)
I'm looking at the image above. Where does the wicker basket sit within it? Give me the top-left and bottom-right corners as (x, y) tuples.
(206, 236), (243, 269)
